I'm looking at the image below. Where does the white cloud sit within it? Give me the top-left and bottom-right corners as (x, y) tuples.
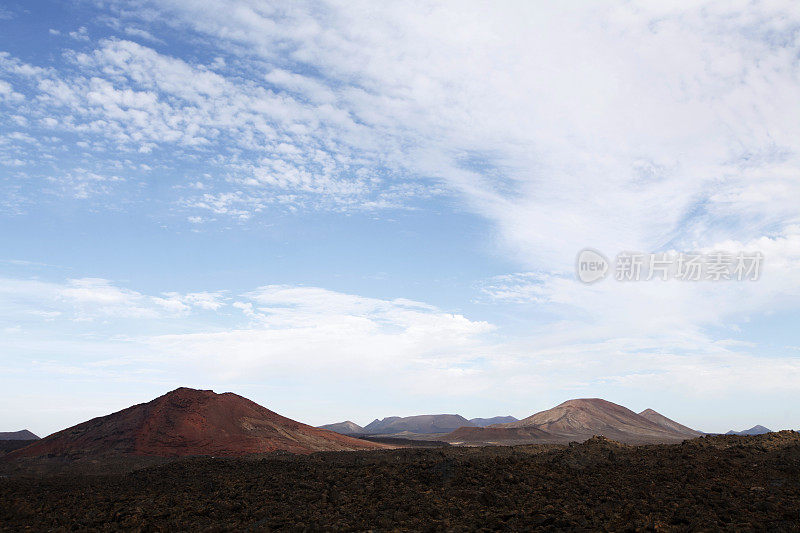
(123, 26), (165, 44)
(475, 229), (800, 403)
(0, 277), (228, 321)
(59, 278), (188, 319)
(151, 285), (493, 380)
(1, 36), (423, 213)
(68, 27), (90, 41)
(0, 80), (24, 102)
(8, 1), (795, 239)
(2, 274), (799, 433)
(165, 291), (227, 311)
(21, 0), (780, 268)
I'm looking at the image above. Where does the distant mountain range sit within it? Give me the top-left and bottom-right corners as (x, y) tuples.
(363, 414), (473, 434)
(0, 430), (39, 441)
(7, 388), (774, 462)
(8, 388), (385, 460)
(726, 425), (772, 436)
(319, 399), (705, 444)
(319, 415), (519, 435)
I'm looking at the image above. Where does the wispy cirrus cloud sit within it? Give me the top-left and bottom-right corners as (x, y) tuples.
(88, 1), (800, 261)
(1, 34), (430, 213)
(4, 2), (798, 256)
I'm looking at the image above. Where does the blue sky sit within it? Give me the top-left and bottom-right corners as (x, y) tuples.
(1, 0), (799, 437)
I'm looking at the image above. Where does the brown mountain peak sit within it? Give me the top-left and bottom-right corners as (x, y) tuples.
(10, 387), (386, 459)
(499, 398), (699, 444)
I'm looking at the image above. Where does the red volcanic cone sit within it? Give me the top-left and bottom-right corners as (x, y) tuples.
(10, 387), (386, 458)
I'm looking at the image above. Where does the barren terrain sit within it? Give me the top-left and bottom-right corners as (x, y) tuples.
(2, 432), (798, 531)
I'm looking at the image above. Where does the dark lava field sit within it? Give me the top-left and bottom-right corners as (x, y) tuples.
(2, 432), (799, 531)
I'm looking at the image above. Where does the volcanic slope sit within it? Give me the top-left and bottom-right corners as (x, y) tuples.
(9, 388), (386, 459)
(639, 408), (703, 437)
(502, 398), (698, 443)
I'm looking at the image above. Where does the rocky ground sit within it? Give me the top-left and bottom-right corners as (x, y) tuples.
(1, 432), (799, 531)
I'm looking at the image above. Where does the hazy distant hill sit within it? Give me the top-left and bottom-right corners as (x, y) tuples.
(364, 414), (474, 434)
(322, 415), (517, 434)
(469, 416), (518, 427)
(0, 430), (39, 440)
(726, 425), (771, 436)
(317, 421), (364, 435)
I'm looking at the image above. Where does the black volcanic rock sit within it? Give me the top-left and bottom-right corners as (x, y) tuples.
(364, 414), (475, 434)
(3, 432), (799, 530)
(0, 430), (39, 440)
